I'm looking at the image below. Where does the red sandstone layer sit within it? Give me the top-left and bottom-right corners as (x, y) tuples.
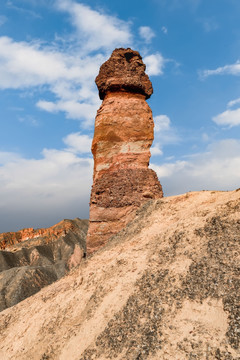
(0, 219), (82, 250)
(92, 92), (154, 178)
(87, 48), (163, 254)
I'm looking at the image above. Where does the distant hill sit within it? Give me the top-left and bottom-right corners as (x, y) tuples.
(0, 190), (239, 359)
(0, 218), (88, 311)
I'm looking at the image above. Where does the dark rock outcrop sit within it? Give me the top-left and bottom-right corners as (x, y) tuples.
(96, 48), (153, 100)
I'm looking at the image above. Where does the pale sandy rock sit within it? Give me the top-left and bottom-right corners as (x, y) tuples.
(0, 190), (239, 359)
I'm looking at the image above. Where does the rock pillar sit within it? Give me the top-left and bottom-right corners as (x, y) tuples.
(87, 48), (163, 254)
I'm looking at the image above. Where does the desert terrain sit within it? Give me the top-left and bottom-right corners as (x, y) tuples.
(0, 189), (239, 359)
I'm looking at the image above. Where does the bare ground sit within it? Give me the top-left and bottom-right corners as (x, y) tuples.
(0, 190), (239, 360)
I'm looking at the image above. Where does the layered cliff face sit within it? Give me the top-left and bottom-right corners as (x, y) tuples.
(87, 48), (163, 254)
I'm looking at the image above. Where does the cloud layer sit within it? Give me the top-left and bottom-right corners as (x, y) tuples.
(0, 140), (93, 232)
(151, 139), (240, 196)
(151, 114), (180, 156)
(0, 1), (164, 125)
(57, 0), (132, 52)
(0, 35), (103, 123)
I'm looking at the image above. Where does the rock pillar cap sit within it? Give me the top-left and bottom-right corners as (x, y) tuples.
(95, 48), (153, 100)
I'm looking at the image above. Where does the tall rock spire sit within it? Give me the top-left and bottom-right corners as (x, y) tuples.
(87, 48), (163, 254)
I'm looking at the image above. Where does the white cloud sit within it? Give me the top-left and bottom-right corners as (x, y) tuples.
(0, 2), (170, 125)
(212, 107), (240, 127)
(154, 114), (179, 144)
(0, 0), (135, 123)
(151, 114), (179, 158)
(0, 36), (67, 88)
(139, 26), (155, 43)
(151, 139), (240, 196)
(63, 132), (92, 154)
(0, 151), (22, 165)
(200, 60), (240, 78)
(56, 0), (132, 51)
(154, 115), (171, 132)
(213, 98), (240, 127)
(227, 97), (240, 108)
(0, 138), (93, 232)
(0, 35), (104, 123)
(151, 145), (163, 156)
(37, 99), (100, 123)
(151, 160), (187, 178)
(0, 36), (103, 89)
(144, 53), (165, 76)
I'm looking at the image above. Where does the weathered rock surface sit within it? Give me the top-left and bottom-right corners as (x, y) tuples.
(0, 218), (88, 311)
(95, 48), (153, 100)
(0, 190), (239, 359)
(87, 48), (163, 254)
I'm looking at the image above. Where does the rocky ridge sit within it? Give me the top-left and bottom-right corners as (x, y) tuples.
(0, 218), (88, 311)
(0, 190), (239, 359)
(0, 219), (83, 250)
(87, 48), (163, 254)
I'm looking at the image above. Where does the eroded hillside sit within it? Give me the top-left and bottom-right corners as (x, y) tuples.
(0, 190), (239, 360)
(0, 218), (88, 311)
(0, 219), (87, 250)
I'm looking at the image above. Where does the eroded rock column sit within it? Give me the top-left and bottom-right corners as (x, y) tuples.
(87, 48), (163, 254)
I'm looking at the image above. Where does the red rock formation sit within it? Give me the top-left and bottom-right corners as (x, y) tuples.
(0, 219), (86, 250)
(87, 48), (163, 254)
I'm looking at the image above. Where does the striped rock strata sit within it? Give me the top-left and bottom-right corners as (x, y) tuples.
(0, 219), (87, 250)
(87, 48), (163, 254)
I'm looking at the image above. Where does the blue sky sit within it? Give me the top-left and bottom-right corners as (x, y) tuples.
(0, 0), (240, 232)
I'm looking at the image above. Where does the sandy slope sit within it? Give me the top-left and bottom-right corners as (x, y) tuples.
(0, 190), (239, 360)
